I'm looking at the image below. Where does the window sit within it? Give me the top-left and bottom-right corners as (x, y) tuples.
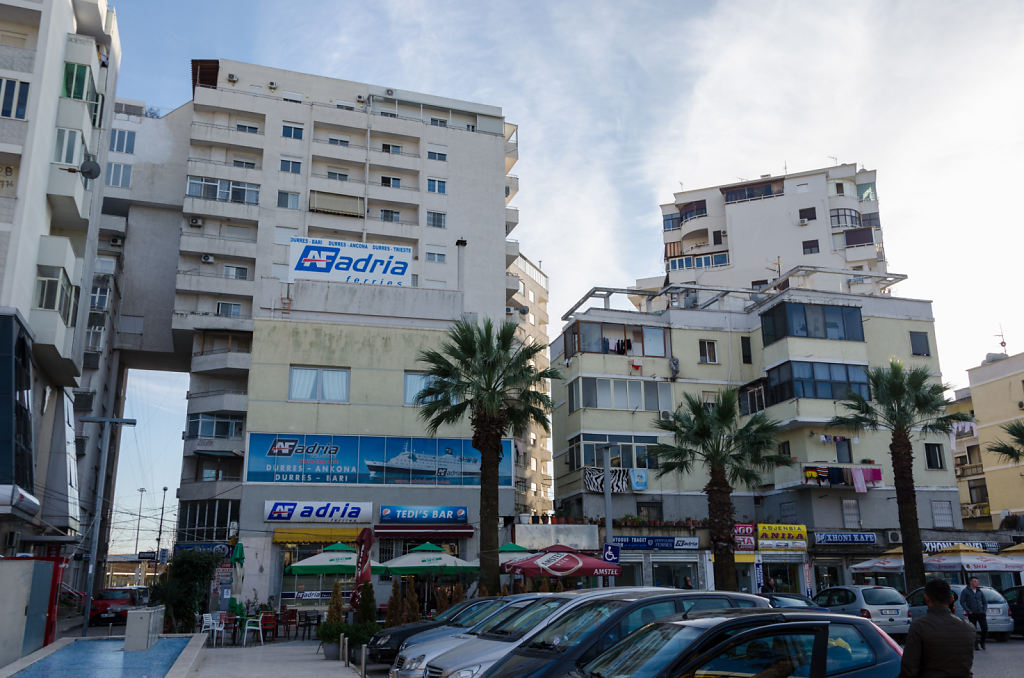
(403, 372), (436, 405)
(699, 339), (717, 364)
(528, 313), (536, 325)
(425, 246), (446, 263)
(430, 117), (447, 127)
(662, 213), (681, 231)
(380, 175), (401, 188)
(910, 331), (930, 356)
(281, 90), (302, 103)
(289, 366), (350, 402)
(380, 209), (400, 223)
(780, 501), (797, 523)
(0, 78), (29, 120)
(836, 438), (852, 463)
(105, 162), (131, 188)
(740, 336), (752, 364)
(751, 280), (768, 291)
(679, 200), (707, 222)
(94, 256), (116, 274)
(861, 212), (881, 227)
(712, 230), (724, 245)
(35, 266), (78, 325)
(798, 207), (816, 221)
(426, 211), (446, 228)
(830, 208), (861, 229)
(379, 111), (397, 118)
(224, 265), (248, 280)
(280, 158), (301, 173)
(835, 182), (845, 195)
(931, 500), (955, 528)
(85, 326), (104, 351)
(109, 129), (136, 154)
(61, 63), (98, 117)
(328, 136), (349, 146)
(53, 128), (81, 165)
(802, 239), (820, 254)
(925, 443), (945, 470)
(761, 302), (864, 346)
(637, 502), (663, 522)
(691, 631), (817, 678)
(277, 191), (299, 209)
(528, 289), (536, 303)
(740, 383), (766, 415)
(427, 145), (447, 161)
(567, 377), (671, 414)
(90, 286), (109, 310)
(778, 441), (790, 458)
(233, 159), (256, 169)
(826, 624), (875, 674)
(530, 456), (537, 471)
(195, 456), (241, 482)
(324, 168), (348, 181)
(382, 143), (402, 154)
(186, 176), (259, 204)
(282, 124), (303, 139)
(724, 183), (777, 203)
(236, 123), (258, 134)
(766, 361), (870, 404)
(215, 302), (241, 318)
(968, 479), (988, 504)
(427, 178), (446, 194)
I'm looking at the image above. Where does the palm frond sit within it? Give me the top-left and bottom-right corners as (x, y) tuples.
(987, 420), (1024, 463)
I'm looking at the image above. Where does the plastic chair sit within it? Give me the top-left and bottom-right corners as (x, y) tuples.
(200, 612), (225, 646)
(242, 612), (265, 646)
(261, 612), (277, 642)
(222, 612), (238, 645)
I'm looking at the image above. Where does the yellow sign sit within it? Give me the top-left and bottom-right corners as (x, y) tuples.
(757, 523), (807, 551)
(272, 527), (360, 543)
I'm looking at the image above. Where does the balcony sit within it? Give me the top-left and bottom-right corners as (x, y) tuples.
(99, 213), (126, 234)
(505, 175), (519, 205)
(172, 309), (254, 332)
(774, 462), (884, 490)
(186, 389), (248, 415)
(0, 44), (34, 73)
(0, 118), (27, 149)
(47, 164), (91, 229)
(505, 239), (520, 267)
(187, 157), (263, 183)
(72, 0), (116, 44)
(178, 478), (242, 502)
(504, 121), (518, 173)
(56, 97), (96, 143)
(955, 463), (984, 478)
(189, 120), (265, 150)
(308, 173), (364, 198)
(176, 270), (255, 297)
(366, 180), (419, 203)
(179, 232), (257, 259)
(183, 436), (244, 457)
(29, 307), (78, 385)
(311, 137), (368, 164)
(844, 242), (885, 263)
(505, 207), (519, 235)
(191, 348), (251, 376)
(182, 195), (259, 222)
(368, 147), (421, 172)
(506, 272), (521, 302)
(961, 501), (990, 519)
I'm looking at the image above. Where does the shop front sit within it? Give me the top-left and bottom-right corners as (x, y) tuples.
(811, 531), (882, 593)
(757, 523), (811, 596)
(611, 535), (702, 588)
(373, 505), (475, 561)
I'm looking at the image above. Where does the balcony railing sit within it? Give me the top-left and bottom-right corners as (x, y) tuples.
(193, 347), (251, 357)
(186, 389), (248, 399)
(177, 269), (255, 281)
(955, 463), (984, 478)
(961, 501), (990, 518)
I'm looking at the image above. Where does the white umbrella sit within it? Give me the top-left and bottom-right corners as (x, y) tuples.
(285, 543), (386, 575)
(379, 542), (478, 575)
(923, 545), (1024, 573)
(850, 555), (905, 572)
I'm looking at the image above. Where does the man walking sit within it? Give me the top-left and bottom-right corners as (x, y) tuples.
(960, 576), (988, 650)
(899, 578), (975, 678)
(760, 577), (776, 593)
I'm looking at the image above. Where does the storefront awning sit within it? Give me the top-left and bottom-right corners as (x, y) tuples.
(272, 527), (362, 543)
(193, 449), (242, 458)
(710, 553), (757, 563)
(374, 524), (474, 539)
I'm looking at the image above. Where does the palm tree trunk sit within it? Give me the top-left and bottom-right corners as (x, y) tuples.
(706, 463), (739, 591)
(472, 415), (503, 596)
(890, 430), (925, 591)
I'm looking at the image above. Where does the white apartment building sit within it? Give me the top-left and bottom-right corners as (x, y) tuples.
(659, 164), (889, 294)
(0, 0), (122, 594)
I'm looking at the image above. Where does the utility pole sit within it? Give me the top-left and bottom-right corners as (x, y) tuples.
(602, 443), (616, 587)
(153, 486), (168, 586)
(134, 487), (146, 556)
(79, 416), (136, 637)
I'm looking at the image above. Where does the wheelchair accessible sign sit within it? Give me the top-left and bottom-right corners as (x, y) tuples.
(602, 543), (620, 564)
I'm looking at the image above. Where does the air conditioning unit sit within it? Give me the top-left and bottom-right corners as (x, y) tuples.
(188, 217), (204, 228)
(659, 410), (672, 421)
(1018, 400), (1024, 410)
(109, 236), (123, 246)
(201, 254), (215, 264)
(385, 88), (395, 96)
(505, 306), (515, 315)
(267, 81), (278, 90)
(799, 218), (809, 226)
(226, 73), (238, 83)
(886, 530), (903, 544)
(356, 94), (366, 103)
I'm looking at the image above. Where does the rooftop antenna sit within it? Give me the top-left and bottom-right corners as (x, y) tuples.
(678, 181), (684, 190)
(996, 326), (1008, 354)
(827, 155), (838, 165)
(783, 161), (787, 175)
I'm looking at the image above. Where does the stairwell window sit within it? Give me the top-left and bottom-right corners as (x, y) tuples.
(109, 129), (136, 154)
(90, 286), (109, 310)
(925, 443), (945, 469)
(289, 366), (350, 403)
(427, 178), (446, 194)
(105, 162), (131, 188)
(699, 339), (718, 364)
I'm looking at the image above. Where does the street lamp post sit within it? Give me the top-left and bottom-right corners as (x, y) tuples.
(153, 486), (168, 585)
(134, 487), (146, 556)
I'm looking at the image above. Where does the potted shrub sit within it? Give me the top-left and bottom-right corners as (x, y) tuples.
(319, 580), (345, 660)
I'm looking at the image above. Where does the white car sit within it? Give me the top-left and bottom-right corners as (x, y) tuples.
(813, 585), (911, 639)
(906, 584), (1013, 641)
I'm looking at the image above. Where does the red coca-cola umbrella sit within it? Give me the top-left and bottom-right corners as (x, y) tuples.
(501, 544), (620, 577)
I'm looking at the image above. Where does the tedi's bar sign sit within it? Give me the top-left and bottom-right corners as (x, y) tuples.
(289, 237), (411, 286)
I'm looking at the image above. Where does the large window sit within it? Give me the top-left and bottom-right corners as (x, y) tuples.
(186, 176), (259, 204)
(288, 366), (350, 402)
(761, 302), (864, 346)
(177, 499), (239, 542)
(565, 433), (661, 471)
(830, 208), (861, 229)
(766, 361), (870, 404)
(725, 183), (777, 203)
(403, 372), (437, 405)
(668, 252), (729, 270)
(924, 443), (945, 470)
(105, 162), (131, 188)
(61, 63), (99, 123)
(109, 129), (136, 154)
(567, 377), (671, 413)
(195, 456), (242, 482)
(53, 128), (81, 165)
(0, 78), (29, 120)
(186, 413), (245, 439)
(565, 322), (667, 358)
(662, 213), (680, 231)
(680, 200), (707, 223)
(35, 266), (78, 326)
(910, 331), (931, 356)
(426, 211), (446, 228)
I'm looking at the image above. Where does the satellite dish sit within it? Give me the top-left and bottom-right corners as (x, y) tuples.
(79, 160), (101, 180)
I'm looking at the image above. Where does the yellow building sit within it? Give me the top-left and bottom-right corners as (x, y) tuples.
(949, 389), (988, 529)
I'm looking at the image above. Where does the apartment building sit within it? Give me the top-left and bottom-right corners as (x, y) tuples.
(0, 0), (122, 593)
(949, 388), (986, 530)
(104, 59), (524, 605)
(506, 252), (553, 516)
(659, 164), (888, 294)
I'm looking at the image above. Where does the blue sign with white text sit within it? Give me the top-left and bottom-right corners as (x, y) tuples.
(379, 506), (469, 524)
(814, 532), (877, 545)
(246, 433), (512, 487)
(612, 536), (700, 550)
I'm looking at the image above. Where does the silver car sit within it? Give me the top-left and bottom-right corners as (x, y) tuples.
(399, 595), (539, 655)
(812, 585), (911, 638)
(392, 594), (548, 678)
(906, 584), (1013, 641)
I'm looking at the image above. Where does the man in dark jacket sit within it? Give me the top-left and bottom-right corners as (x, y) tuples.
(960, 577), (988, 650)
(899, 578), (975, 678)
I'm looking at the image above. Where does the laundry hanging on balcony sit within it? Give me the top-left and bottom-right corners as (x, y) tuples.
(803, 465), (881, 492)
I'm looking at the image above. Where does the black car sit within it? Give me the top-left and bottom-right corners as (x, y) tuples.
(368, 597), (500, 665)
(482, 590), (769, 678)
(1003, 586), (1024, 636)
(570, 609), (904, 678)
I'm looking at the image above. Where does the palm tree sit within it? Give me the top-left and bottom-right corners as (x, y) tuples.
(416, 318), (559, 594)
(650, 390), (787, 592)
(987, 420), (1024, 463)
(829, 359), (969, 592)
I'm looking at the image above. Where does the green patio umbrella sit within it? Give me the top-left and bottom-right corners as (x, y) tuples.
(231, 542), (245, 565)
(379, 542), (478, 575)
(285, 543), (386, 575)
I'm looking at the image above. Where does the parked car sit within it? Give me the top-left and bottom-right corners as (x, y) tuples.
(905, 584), (1013, 642)
(410, 588), (667, 678)
(369, 598), (503, 665)
(1001, 586), (1024, 637)
(812, 585), (911, 639)
(481, 590), (770, 678)
(393, 595), (548, 678)
(89, 587), (142, 625)
(760, 592), (828, 611)
(572, 608), (903, 678)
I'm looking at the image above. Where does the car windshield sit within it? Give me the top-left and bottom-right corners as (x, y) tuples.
(481, 598), (568, 640)
(584, 624), (704, 678)
(450, 599), (506, 627)
(471, 600), (536, 634)
(527, 600), (627, 653)
(862, 588), (906, 606)
(96, 590), (132, 601)
(434, 599), (474, 623)
(772, 595), (813, 608)
(982, 588), (1006, 605)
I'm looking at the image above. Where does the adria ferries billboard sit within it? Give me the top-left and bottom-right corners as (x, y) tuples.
(289, 237), (411, 286)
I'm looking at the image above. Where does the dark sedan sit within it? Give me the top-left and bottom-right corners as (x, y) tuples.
(368, 597), (500, 665)
(573, 609), (903, 678)
(1003, 586), (1024, 636)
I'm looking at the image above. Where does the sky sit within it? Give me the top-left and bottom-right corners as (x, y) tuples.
(106, 0), (1024, 550)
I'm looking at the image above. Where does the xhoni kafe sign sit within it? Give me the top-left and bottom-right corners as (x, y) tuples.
(289, 237), (412, 286)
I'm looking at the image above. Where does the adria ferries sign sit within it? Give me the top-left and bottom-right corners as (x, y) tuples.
(289, 237), (411, 286)
(264, 500), (371, 523)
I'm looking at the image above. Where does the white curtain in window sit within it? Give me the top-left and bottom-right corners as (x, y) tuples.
(289, 367), (318, 400)
(404, 373), (427, 405)
(320, 369), (349, 402)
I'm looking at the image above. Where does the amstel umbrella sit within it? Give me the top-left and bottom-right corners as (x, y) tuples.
(286, 542), (386, 575)
(379, 542), (478, 575)
(923, 545), (1024, 573)
(502, 544), (620, 578)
